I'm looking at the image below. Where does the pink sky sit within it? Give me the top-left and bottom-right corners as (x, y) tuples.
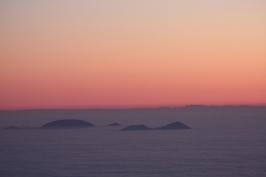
(0, 0), (266, 109)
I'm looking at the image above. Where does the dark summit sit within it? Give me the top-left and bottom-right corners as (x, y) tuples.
(121, 125), (151, 131)
(41, 119), (94, 129)
(108, 123), (121, 126)
(121, 122), (190, 131)
(156, 122), (190, 130)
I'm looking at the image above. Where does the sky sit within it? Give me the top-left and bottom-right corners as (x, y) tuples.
(0, 0), (266, 109)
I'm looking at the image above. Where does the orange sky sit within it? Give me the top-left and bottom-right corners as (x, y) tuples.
(0, 0), (266, 109)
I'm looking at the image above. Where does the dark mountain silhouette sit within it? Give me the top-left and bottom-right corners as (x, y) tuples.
(121, 124), (151, 131)
(41, 119), (94, 129)
(121, 122), (190, 131)
(155, 122), (190, 130)
(108, 123), (121, 126)
(1, 105), (265, 129)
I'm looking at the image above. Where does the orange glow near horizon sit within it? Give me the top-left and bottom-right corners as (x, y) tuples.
(0, 1), (266, 109)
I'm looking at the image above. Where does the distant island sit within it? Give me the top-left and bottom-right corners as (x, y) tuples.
(108, 123), (121, 126)
(121, 122), (190, 131)
(40, 119), (94, 129)
(3, 105), (265, 130)
(4, 120), (190, 131)
(121, 125), (151, 131)
(155, 122), (190, 130)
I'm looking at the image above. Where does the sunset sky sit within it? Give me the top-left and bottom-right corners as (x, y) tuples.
(0, 0), (266, 109)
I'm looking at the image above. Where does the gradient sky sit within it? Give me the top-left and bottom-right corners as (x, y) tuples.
(0, 0), (266, 109)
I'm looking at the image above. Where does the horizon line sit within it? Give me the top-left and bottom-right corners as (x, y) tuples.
(1, 104), (266, 111)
